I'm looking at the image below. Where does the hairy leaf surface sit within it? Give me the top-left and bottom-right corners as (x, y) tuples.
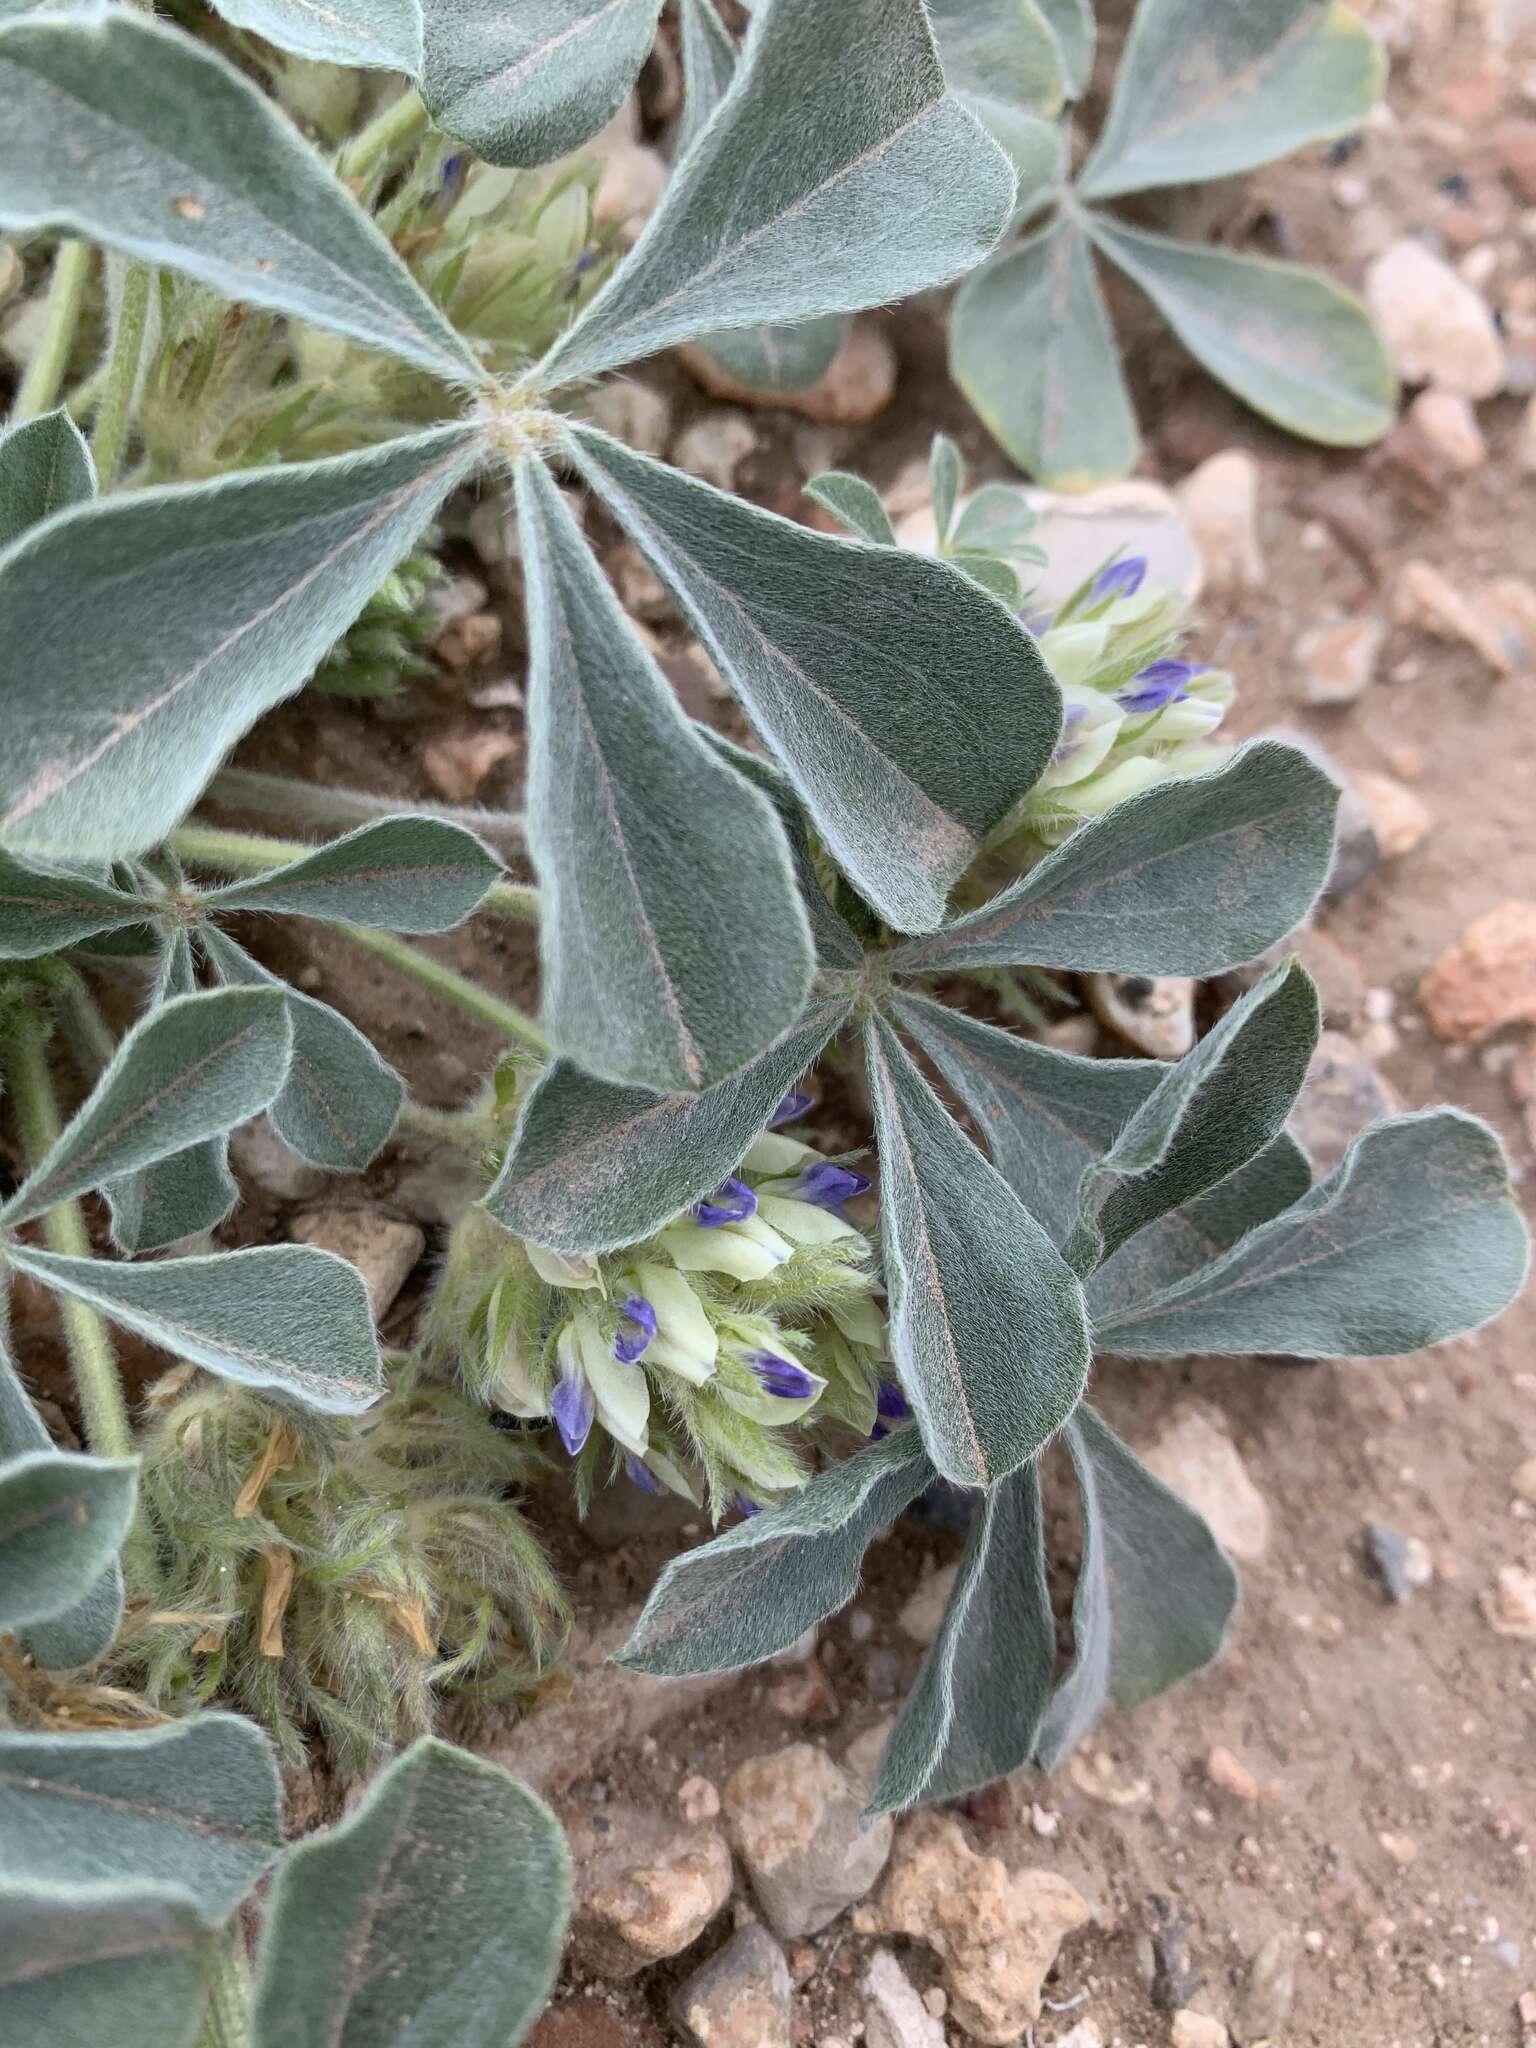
(211, 0), (422, 72)
(201, 815), (501, 932)
(0, 408), (94, 552)
(0, 1450), (136, 1635)
(0, 1883), (214, 2048)
(0, 851), (150, 960)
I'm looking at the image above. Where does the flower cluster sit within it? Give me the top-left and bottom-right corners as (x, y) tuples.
(428, 1096), (899, 1519)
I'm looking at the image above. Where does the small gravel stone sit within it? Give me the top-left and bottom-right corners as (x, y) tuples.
(568, 1801), (733, 1978)
(681, 317), (897, 424)
(1294, 614), (1385, 705)
(1087, 972), (1197, 1059)
(898, 1564), (958, 1647)
(288, 1208), (424, 1321)
(1175, 449), (1265, 591)
(1206, 1746), (1262, 1802)
(1232, 1932), (1296, 2045)
(1352, 770), (1432, 859)
(229, 1118), (327, 1201)
(672, 410), (760, 490)
(1419, 902), (1536, 1042)
(1173, 2014), (1231, 2048)
(1482, 1563), (1536, 1639)
(861, 1950), (945, 2048)
(1393, 559), (1514, 674)
(1403, 387), (1487, 472)
(1365, 238), (1505, 396)
(1139, 1407), (1270, 1560)
(724, 1744), (893, 1939)
(1289, 1032), (1398, 1177)
(679, 1775), (722, 1824)
(1363, 1523), (1434, 1603)
(673, 1923), (792, 2048)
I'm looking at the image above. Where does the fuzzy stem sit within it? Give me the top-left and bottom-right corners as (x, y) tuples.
(197, 1928), (254, 2048)
(169, 822), (539, 920)
(337, 926), (548, 1054)
(206, 768), (526, 854)
(12, 242), (93, 423)
(337, 89), (430, 182)
(2, 1024), (134, 1462)
(89, 262), (152, 488)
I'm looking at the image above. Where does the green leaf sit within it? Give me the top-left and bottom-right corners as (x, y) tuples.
(970, 101), (1064, 213)
(4, 990), (291, 1226)
(951, 483), (1041, 558)
(251, 1737), (570, 2048)
(0, 1883), (215, 2048)
(870, 1461), (1054, 1812)
(211, 0), (422, 72)
(802, 471), (897, 546)
(1069, 958), (1320, 1272)
(929, 433), (964, 545)
(1079, 0), (1383, 201)
(1087, 217), (1396, 448)
(0, 1450), (136, 1636)
(0, 7), (477, 381)
(106, 1139), (241, 1258)
(865, 1013), (1088, 1489)
(0, 1716), (281, 1915)
(571, 425), (1062, 934)
(423, 0), (661, 169)
(618, 1429), (934, 1676)
(1095, 1111), (1530, 1359)
(0, 849), (151, 960)
(1036, 0), (1093, 96)
(486, 997), (849, 1255)
(891, 741), (1340, 977)
(928, 0), (1065, 120)
(0, 408), (94, 553)
(203, 929), (403, 1172)
(514, 453), (812, 1092)
(536, 0), (1016, 386)
(8, 1245), (385, 1414)
(1036, 1406), (1237, 1768)
(0, 426), (480, 862)
(678, 0), (734, 144)
(950, 551), (1023, 605)
(201, 816), (501, 932)
(951, 215), (1139, 488)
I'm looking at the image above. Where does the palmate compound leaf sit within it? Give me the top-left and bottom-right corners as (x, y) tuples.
(1036, 1405), (1238, 1768)
(0, 1882), (217, 2048)
(0, 425), (480, 863)
(6, 1245), (385, 1415)
(869, 1460), (1055, 1813)
(199, 815), (502, 933)
(513, 452), (813, 1093)
(570, 424), (1062, 934)
(950, 215), (1140, 489)
(864, 1012), (1089, 1490)
(926, 0), (1066, 130)
(890, 740), (1340, 978)
(1087, 216), (1397, 448)
(1068, 957), (1319, 1272)
(1095, 1110), (1530, 1360)
(675, 0), (848, 394)
(203, 928), (404, 1173)
(618, 1428), (934, 1676)
(485, 998), (851, 1256)
(0, 849), (151, 960)
(251, 1738), (570, 2048)
(1078, 0), (1383, 201)
(0, 408), (94, 554)
(1037, 0), (1094, 97)
(423, 0), (662, 170)
(0, 1716), (281, 1916)
(535, 0), (1017, 388)
(210, 0), (422, 74)
(0, 7), (476, 382)
(0, 1449), (136, 1636)
(3, 988), (292, 1226)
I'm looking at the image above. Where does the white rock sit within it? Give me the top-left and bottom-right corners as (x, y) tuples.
(1365, 238), (1505, 397)
(724, 1743), (893, 1939)
(582, 377), (674, 457)
(1139, 1407), (1271, 1560)
(1175, 449), (1265, 592)
(288, 1208), (424, 1321)
(1392, 558), (1514, 674)
(229, 1117), (327, 1201)
(1294, 615), (1385, 706)
(1482, 1563), (1536, 1638)
(898, 1563), (959, 1647)
(1021, 480), (1203, 608)
(1172, 2013), (1230, 2048)
(1056, 2024), (1105, 2048)
(1352, 769), (1432, 859)
(862, 1951), (945, 2048)
(672, 410), (759, 491)
(1404, 387), (1487, 472)
(1087, 973), (1197, 1059)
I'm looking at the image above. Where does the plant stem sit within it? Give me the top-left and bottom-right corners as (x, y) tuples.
(338, 926), (548, 1054)
(197, 1928), (254, 2048)
(12, 242), (93, 423)
(337, 88), (429, 183)
(90, 262), (152, 488)
(169, 823), (539, 920)
(2, 1024), (134, 1462)
(206, 769), (526, 855)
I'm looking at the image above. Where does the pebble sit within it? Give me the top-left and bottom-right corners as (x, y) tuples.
(1288, 1032), (1398, 1176)
(1392, 558), (1514, 674)
(1231, 1932), (1296, 2045)
(1403, 388), (1487, 473)
(1293, 614), (1385, 706)
(1020, 480), (1204, 608)
(433, 609), (502, 671)
(1419, 901), (1536, 1042)
(593, 141), (668, 240)
(1482, 1563), (1536, 1639)
(861, 1950), (945, 2048)
(1174, 449), (1265, 591)
(567, 1801), (733, 1978)
(1206, 1746), (1262, 1803)
(228, 1117), (328, 1201)
(1087, 972), (1197, 1059)
(671, 410), (760, 491)
(876, 1814), (1091, 2045)
(422, 731), (518, 803)
(897, 1563), (958, 1647)
(1363, 1522), (1435, 1603)
(1057, 2024), (1104, 2048)
(581, 376), (673, 457)
(1351, 769), (1432, 859)
(288, 1208), (424, 1321)
(723, 1743), (893, 1939)
(1476, 575), (1536, 668)
(1378, 1830), (1419, 1866)
(1364, 238), (1505, 397)
(679, 1775), (722, 1824)
(1172, 2015), (1230, 2048)
(672, 1923), (793, 2048)
(525, 2001), (628, 2048)
(1068, 1749), (1152, 1809)
(681, 318), (897, 424)
(1139, 1407), (1271, 1560)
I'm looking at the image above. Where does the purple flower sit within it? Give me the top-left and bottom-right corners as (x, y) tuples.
(735, 1493), (761, 1518)
(876, 1379), (910, 1421)
(550, 1370), (594, 1457)
(613, 1294), (657, 1364)
(745, 1349), (818, 1400)
(625, 1453), (662, 1495)
(694, 1177), (757, 1228)
(1117, 658), (1206, 713)
(769, 1089), (815, 1129)
(791, 1161), (871, 1209)
(1020, 605), (1054, 638)
(1089, 555), (1147, 605)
